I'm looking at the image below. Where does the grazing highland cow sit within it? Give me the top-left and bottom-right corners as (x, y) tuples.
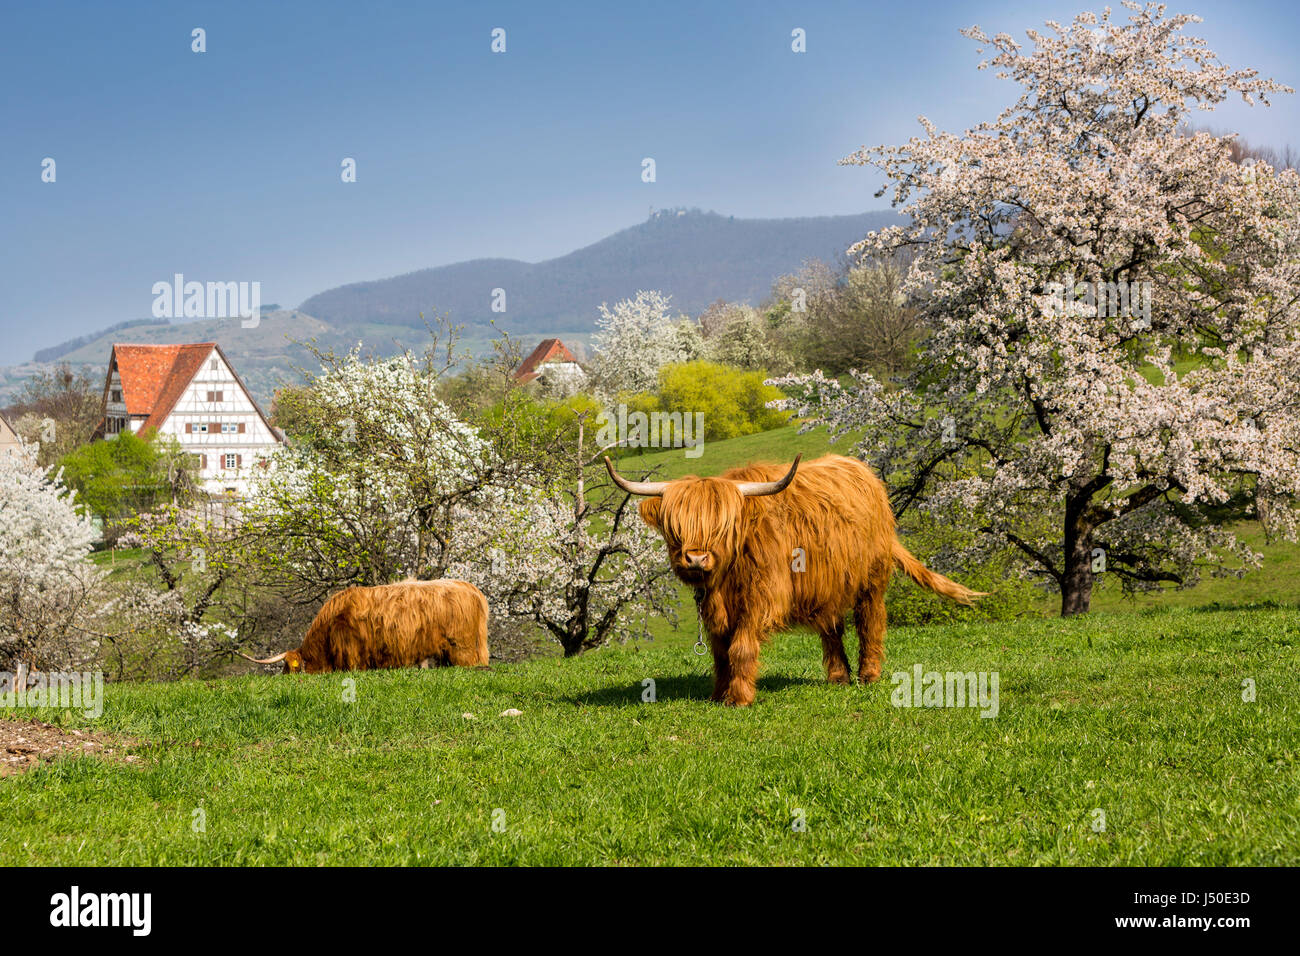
(606, 454), (984, 706)
(241, 579), (489, 674)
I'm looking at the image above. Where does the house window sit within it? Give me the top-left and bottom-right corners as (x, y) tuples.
(110, 389), (122, 403)
(206, 390), (224, 403)
(194, 422), (209, 434)
(210, 359), (219, 371)
(224, 453), (237, 470)
(221, 422), (239, 434)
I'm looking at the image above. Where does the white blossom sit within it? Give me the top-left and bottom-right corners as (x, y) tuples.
(0, 443), (102, 669)
(590, 290), (703, 395)
(773, 4), (1300, 612)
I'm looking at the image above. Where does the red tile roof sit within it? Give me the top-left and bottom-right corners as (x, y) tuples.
(514, 338), (578, 383)
(103, 343), (281, 442)
(108, 343), (217, 431)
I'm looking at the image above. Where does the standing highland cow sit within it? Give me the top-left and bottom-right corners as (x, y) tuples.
(241, 579), (489, 673)
(606, 454), (984, 706)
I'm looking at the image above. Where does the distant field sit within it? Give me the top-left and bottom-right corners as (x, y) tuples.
(3, 605), (1295, 865)
(615, 420), (846, 479)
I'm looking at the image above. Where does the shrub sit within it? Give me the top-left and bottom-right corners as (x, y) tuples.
(624, 361), (785, 444)
(57, 428), (195, 526)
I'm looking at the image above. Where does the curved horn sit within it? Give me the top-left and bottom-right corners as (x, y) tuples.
(734, 454), (802, 497)
(604, 456), (671, 497)
(238, 650), (289, 665)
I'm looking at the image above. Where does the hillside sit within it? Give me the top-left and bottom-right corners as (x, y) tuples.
(9, 209), (896, 407)
(299, 208), (898, 333)
(2, 311), (336, 408)
(2, 310), (454, 408)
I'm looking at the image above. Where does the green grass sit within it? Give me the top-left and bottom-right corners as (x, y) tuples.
(3, 605), (1296, 865)
(11, 424), (1291, 865)
(1084, 522), (1300, 614)
(89, 546), (147, 574)
(618, 421), (845, 481)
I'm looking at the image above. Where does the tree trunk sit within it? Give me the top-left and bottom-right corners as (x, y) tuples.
(1060, 557), (1093, 615)
(1060, 502), (1095, 616)
(575, 418), (585, 519)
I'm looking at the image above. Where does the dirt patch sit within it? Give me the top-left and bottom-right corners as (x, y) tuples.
(0, 718), (136, 778)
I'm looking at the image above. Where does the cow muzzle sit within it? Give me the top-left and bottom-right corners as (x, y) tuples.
(679, 551), (715, 580)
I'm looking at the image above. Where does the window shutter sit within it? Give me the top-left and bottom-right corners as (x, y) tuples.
(185, 422), (192, 434)
(211, 422), (220, 433)
(237, 422), (246, 434)
(237, 455), (243, 468)
(201, 454), (208, 469)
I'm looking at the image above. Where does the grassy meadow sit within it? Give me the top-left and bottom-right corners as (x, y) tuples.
(2, 605), (1295, 865)
(6, 424), (1297, 865)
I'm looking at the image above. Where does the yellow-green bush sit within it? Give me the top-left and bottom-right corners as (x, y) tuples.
(624, 361), (786, 443)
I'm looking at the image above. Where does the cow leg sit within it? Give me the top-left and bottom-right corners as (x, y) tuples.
(709, 632), (733, 702)
(855, 588), (887, 684)
(818, 618), (852, 685)
(723, 627), (762, 707)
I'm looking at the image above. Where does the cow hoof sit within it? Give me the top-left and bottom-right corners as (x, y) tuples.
(827, 672), (852, 685)
(860, 669), (882, 684)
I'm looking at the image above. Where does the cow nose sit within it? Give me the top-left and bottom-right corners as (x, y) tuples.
(684, 551), (710, 570)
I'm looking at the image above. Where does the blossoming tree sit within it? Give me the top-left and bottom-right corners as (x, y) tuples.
(449, 403), (678, 656)
(239, 348), (515, 602)
(227, 344), (674, 657)
(774, 3), (1300, 614)
(0, 443), (100, 678)
(590, 290), (704, 395)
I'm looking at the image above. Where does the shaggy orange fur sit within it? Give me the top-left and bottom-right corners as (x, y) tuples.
(262, 579), (489, 674)
(635, 454), (984, 706)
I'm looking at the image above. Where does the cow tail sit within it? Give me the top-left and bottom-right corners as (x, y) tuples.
(892, 541), (987, 606)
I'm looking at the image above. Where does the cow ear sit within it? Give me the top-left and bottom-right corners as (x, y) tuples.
(638, 497), (663, 531)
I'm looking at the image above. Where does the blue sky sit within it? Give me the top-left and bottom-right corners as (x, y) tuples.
(3, 0), (1298, 360)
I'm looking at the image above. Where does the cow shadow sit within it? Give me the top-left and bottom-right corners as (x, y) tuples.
(560, 673), (823, 708)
